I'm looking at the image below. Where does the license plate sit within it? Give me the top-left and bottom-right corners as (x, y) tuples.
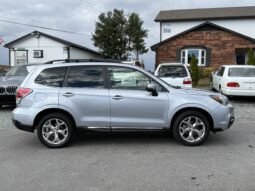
(244, 82), (255, 89)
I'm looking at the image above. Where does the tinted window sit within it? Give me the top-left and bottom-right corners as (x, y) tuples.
(6, 65), (29, 76)
(158, 66), (187, 77)
(67, 66), (104, 88)
(228, 68), (255, 77)
(35, 67), (67, 87)
(109, 67), (165, 91)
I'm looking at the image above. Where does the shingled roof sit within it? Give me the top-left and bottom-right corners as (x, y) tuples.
(155, 6), (255, 22)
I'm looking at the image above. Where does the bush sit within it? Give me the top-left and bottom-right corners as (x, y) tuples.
(247, 48), (255, 65)
(190, 55), (200, 86)
(199, 67), (214, 79)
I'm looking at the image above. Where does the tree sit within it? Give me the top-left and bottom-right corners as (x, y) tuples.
(190, 55), (200, 87)
(247, 48), (255, 65)
(126, 13), (148, 60)
(92, 9), (148, 60)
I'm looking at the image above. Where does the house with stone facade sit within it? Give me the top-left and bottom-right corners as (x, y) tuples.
(151, 6), (255, 69)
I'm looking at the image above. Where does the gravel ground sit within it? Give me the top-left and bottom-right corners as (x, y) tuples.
(0, 97), (255, 191)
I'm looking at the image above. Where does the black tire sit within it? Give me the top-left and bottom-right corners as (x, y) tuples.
(173, 110), (210, 146)
(37, 112), (74, 148)
(209, 80), (214, 91)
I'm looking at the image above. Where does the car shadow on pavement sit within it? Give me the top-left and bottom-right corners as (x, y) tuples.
(230, 96), (255, 104)
(71, 131), (177, 147)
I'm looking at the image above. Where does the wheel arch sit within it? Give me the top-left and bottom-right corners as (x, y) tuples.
(170, 107), (214, 131)
(33, 108), (76, 129)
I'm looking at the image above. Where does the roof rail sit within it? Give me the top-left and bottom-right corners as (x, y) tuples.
(44, 59), (121, 64)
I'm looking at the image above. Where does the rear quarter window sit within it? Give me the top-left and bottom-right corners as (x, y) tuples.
(35, 67), (67, 87)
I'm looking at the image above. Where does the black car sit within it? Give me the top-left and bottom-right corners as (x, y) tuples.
(0, 64), (37, 107)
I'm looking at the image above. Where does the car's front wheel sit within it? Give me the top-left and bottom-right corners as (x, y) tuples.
(173, 110), (210, 146)
(37, 113), (74, 148)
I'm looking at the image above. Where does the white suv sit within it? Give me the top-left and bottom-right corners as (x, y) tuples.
(155, 63), (192, 88)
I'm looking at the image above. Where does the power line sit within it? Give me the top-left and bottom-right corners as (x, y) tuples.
(0, 19), (91, 36)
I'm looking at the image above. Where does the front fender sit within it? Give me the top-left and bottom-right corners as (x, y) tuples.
(167, 103), (215, 129)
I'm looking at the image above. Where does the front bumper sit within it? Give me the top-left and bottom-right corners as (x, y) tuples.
(12, 119), (34, 132)
(0, 95), (16, 105)
(213, 103), (235, 132)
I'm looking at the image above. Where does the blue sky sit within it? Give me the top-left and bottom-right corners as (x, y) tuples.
(1, 0), (255, 71)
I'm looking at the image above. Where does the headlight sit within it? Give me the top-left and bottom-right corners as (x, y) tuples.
(210, 95), (229, 105)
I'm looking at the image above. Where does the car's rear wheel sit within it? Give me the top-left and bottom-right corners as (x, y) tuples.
(173, 110), (210, 146)
(37, 113), (74, 148)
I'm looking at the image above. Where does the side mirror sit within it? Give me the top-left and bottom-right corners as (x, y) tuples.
(146, 84), (158, 96)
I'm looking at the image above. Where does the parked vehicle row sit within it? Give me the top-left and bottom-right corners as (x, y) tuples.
(11, 59), (234, 148)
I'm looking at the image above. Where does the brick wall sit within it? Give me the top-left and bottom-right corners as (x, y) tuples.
(155, 29), (255, 69)
(0, 65), (11, 73)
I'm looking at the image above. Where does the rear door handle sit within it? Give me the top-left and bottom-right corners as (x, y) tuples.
(62, 92), (75, 97)
(112, 95), (124, 100)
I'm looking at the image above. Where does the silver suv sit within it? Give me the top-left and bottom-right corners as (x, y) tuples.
(12, 60), (235, 148)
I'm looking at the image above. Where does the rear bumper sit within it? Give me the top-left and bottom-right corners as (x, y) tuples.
(12, 119), (34, 132)
(222, 88), (255, 96)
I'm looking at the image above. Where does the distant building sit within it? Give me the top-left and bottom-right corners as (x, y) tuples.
(151, 6), (255, 69)
(4, 31), (103, 66)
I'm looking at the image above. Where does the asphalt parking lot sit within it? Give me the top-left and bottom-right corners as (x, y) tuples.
(0, 97), (255, 191)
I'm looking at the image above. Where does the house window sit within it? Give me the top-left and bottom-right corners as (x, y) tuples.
(163, 24), (171, 33)
(181, 49), (206, 66)
(15, 51), (28, 65)
(33, 50), (43, 58)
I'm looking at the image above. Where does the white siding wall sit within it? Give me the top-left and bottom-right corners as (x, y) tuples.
(69, 47), (102, 59)
(10, 36), (67, 66)
(161, 19), (255, 41)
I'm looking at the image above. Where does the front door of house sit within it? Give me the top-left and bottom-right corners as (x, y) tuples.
(236, 53), (246, 65)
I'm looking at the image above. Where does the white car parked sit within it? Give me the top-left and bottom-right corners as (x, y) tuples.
(211, 65), (255, 96)
(155, 63), (192, 88)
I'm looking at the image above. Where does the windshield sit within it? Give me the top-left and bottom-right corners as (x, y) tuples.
(158, 65), (187, 77)
(5, 65), (31, 77)
(228, 68), (255, 77)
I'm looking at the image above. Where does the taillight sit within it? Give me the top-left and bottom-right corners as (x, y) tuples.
(183, 78), (192, 85)
(16, 88), (33, 104)
(227, 82), (240, 88)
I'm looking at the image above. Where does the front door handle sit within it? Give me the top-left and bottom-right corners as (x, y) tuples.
(112, 95), (124, 100)
(62, 92), (75, 97)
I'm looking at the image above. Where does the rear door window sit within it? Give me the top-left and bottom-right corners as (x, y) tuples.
(158, 66), (187, 77)
(66, 66), (104, 88)
(35, 67), (67, 87)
